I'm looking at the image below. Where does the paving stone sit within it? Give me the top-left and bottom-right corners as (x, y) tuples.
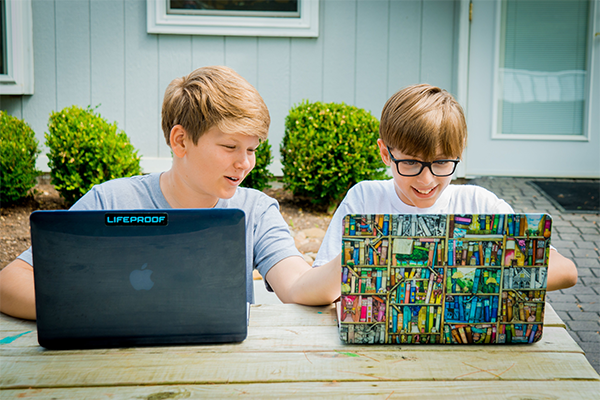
(554, 226), (580, 234)
(568, 311), (600, 321)
(555, 310), (572, 321)
(561, 214), (591, 221)
(572, 249), (600, 257)
(581, 234), (600, 247)
(546, 293), (578, 302)
(559, 233), (584, 241)
(576, 294), (600, 304)
(574, 258), (600, 266)
(580, 303), (600, 313)
(575, 268), (595, 277)
(567, 330), (581, 341)
(550, 302), (586, 312)
(551, 219), (575, 227)
(575, 221), (600, 228)
(567, 321), (600, 331)
(562, 285), (598, 295)
(552, 240), (578, 248)
(578, 332), (600, 342)
(579, 276), (600, 286)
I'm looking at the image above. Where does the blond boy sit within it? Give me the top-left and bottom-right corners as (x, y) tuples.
(0, 66), (341, 320)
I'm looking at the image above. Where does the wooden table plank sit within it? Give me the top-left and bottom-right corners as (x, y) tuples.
(3, 381), (600, 400)
(0, 302), (596, 399)
(2, 350), (598, 389)
(0, 326), (584, 355)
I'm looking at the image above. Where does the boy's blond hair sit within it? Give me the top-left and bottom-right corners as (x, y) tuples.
(380, 84), (467, 160)
(161, 66), (270, 145)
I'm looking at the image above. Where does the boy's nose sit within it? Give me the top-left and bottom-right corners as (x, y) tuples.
(415, 166), (435, 184)
(234, 152), (252, 170)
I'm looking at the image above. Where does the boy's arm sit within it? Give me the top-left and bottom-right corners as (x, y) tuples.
(265, 254), (341, 306)
(0, 259), (36, 320)
(546, 248), (577, 291)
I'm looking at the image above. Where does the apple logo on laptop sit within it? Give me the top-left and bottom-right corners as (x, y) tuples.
(129, 263), (154, 290)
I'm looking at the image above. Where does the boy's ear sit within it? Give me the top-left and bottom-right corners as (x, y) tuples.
(169, 125), (188, 158)
(377, 139), (391, 166)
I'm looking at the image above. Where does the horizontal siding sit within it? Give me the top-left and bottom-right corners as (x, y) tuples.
(1, 0), (459, 174)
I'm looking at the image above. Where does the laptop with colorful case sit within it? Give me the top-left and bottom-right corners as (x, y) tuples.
(30, 209), (248, 349)
(339, 213), (551, 344)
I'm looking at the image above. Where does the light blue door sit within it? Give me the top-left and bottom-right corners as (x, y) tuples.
(465, 0), (599, 178)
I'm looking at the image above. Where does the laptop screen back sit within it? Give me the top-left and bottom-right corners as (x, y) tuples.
(339, 213), (550, 345)
(31, 209), (247, 349)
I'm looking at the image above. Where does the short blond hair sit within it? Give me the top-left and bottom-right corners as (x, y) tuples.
(380, 84), (467, 160)
(161, 66), (270, 145)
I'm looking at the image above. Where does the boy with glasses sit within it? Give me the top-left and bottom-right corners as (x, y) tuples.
(313, 84), (577, 291)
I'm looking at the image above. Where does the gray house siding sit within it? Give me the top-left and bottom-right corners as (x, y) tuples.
(1, 0), (461, 174)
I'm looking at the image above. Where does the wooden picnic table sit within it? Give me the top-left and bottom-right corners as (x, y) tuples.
(1, 303), (599, 399)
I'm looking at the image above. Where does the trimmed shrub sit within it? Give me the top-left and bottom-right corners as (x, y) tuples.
(45, 105), (142, 206)
(240, 139), (274, 192)
(281, 101), (387, 209)
(0, 111), (41, 204)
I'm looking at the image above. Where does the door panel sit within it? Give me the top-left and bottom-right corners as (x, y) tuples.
(465, 0), (599, 178)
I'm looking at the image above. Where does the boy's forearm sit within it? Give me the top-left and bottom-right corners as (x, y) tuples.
(546, 249), (578, 291)
(267, 254), (341, 306)
(287, 255), (342, 306)
(0, 260), (37, 320)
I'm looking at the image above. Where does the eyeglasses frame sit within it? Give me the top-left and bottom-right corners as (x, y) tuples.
(386, 146), (460, 177)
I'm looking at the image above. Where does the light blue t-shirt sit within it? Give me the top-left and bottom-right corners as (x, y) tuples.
(18, 173), (301, 303)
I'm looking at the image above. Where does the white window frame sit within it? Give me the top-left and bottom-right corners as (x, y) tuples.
(0, 0), (34, 95)
(147, 0), (319, 37)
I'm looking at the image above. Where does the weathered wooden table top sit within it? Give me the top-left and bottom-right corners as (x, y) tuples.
(1, 303), (599, 399)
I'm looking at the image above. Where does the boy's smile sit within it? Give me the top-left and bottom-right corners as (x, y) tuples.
(377, 139), (454, 209)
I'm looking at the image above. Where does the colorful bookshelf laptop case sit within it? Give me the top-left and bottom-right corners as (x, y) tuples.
(339, 213), (551, 345)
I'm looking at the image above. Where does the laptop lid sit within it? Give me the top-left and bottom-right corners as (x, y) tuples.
(30, 209), (247, 349)
(339, 213), (550, 344)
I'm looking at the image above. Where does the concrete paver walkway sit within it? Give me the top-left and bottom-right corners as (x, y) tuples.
(470, 177), (599, 373)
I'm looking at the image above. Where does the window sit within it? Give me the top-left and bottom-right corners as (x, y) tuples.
(0, 0), (34, 95)
(494, 0), (591, 139)
(147, 0), (318, 37)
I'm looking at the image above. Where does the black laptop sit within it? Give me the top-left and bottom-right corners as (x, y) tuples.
(30, 209), (248, 349)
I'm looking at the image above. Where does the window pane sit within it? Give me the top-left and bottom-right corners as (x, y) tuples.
(0, 0), (6, 75)
(498, 0), (589, 136)
(169, 0), (299, 17)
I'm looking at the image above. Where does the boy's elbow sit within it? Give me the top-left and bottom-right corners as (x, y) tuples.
(565, 260), (578, 288)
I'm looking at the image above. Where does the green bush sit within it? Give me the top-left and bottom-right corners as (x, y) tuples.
(0, 111), (41, 204)
(45, 105), (142, 206)
(240, 139), (274, 191)
(281, 101), (387, 209)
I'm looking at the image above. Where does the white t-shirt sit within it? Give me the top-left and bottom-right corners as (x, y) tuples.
(313, 179), (514, 267)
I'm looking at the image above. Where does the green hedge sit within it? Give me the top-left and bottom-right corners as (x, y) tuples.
(240, 139), (274, 192)
(281, 101), (387, 209)
(45, 106), (142, 206)
(0, 111), (41, 204)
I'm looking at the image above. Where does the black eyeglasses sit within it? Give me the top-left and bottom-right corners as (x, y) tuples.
(387, 146), (460, 177)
